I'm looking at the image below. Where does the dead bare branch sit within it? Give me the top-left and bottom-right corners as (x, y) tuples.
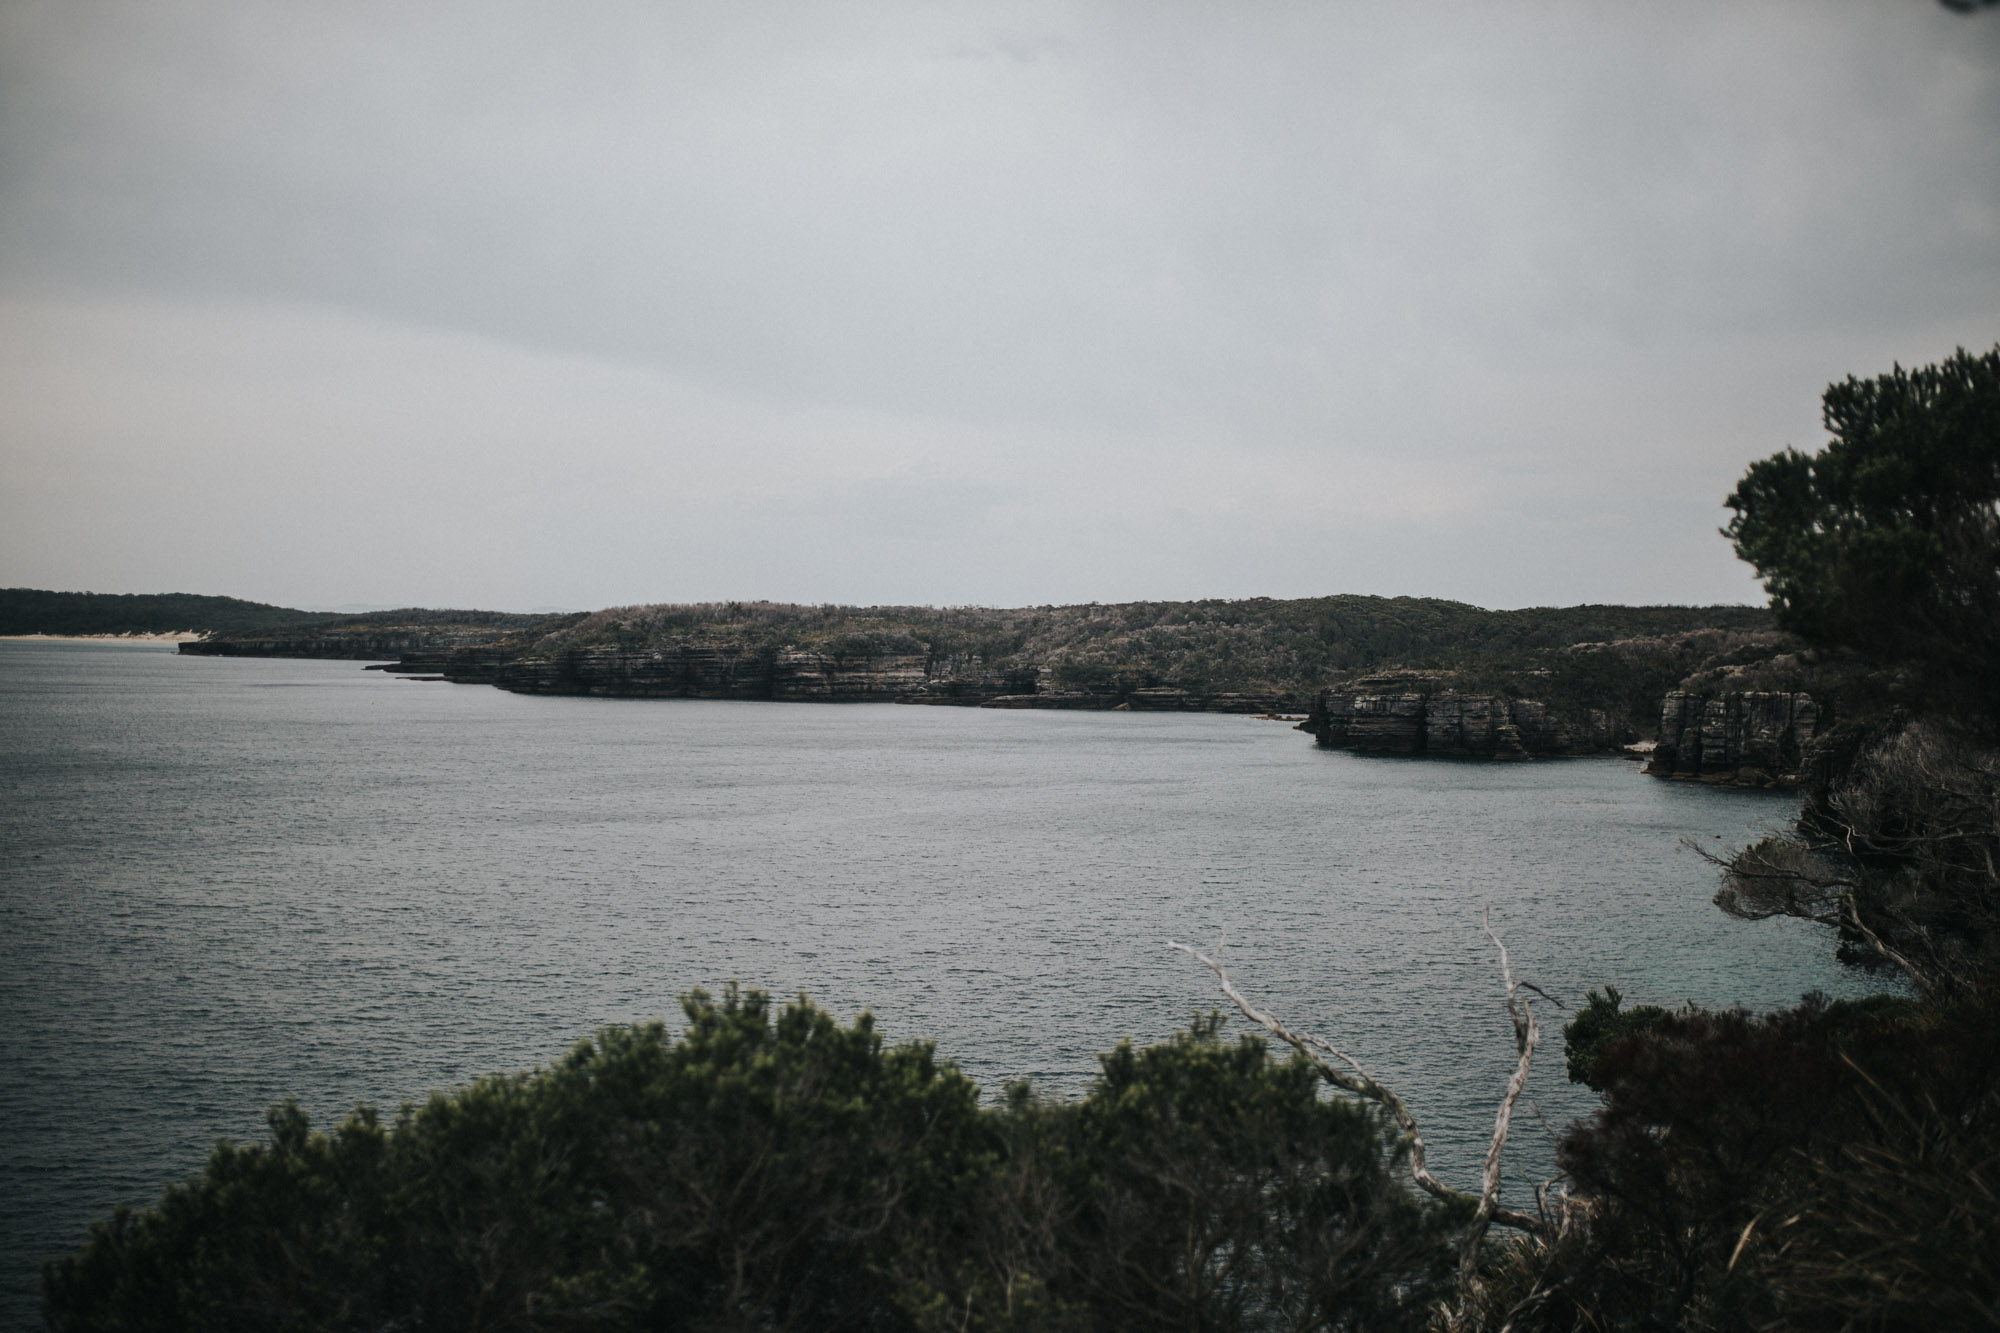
(1466, 909), (1542, 1302)
(1170, 916), (1570, 1332)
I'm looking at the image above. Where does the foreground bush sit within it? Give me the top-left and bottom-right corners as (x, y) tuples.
(1487, 989), (2000, 1332)
(43, 989), (1452, 1332)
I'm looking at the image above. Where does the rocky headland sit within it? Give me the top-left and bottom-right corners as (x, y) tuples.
(2, 587), (344, 638)
(459, 645), (1303, 711)
(179, 609), (580, 663)
(1644, 690), (1822, 786)
(1299, 671), (1618, 758)
(165, 596), (1817, 751)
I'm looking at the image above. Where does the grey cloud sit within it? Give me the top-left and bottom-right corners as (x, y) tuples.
(0, 2), (1995, 610)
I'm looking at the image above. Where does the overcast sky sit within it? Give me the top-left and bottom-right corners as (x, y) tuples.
(2, 2), (1996, 612)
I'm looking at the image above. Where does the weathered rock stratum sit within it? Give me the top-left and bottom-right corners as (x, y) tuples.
(1645, 691), (1821, 787)
(494, 647), (942, 701)
(482, 647), (1304, 711)
(1301, 687), (1617, 758)
(174, 596), (1788, 736)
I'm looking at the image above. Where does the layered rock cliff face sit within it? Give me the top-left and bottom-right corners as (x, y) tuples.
(984, 687), (1301, 713)
(484, 646), (1305, 710)
(1303, 689), (1616, 757)
(493, 647), (939, 701)
(1645, 691), (1821, 786)
(176, 598), (1777, 725)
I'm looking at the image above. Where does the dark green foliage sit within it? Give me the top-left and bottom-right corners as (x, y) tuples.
(40, 1102), (393, 1330)
(1501, 991), (1988, 1333)
(1723, 346), (2000, 720)
(530, 596), (1770, 717)
(1717, 712), (2000, 994)
(1, 588), (581, 645)
(1713, 351), (2000, 995)
(1560, 988), (1670, 1091)
(1754, 1082), (2000, 1332)
(44, 994), (1452, 1332)
(293, 607), (580, 630)
(0, 588), (337, 637)
(1055, 1018), (1451, 1331)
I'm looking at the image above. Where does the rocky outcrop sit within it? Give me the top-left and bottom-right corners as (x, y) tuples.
(493, 647), (932, 701)
(488, 646), (1305, 711)
(1303, 690), (1616, 757)
(181, 630), (464, 660)
(981, 687), (1300, 713)
(1646, 691), (1821, 786)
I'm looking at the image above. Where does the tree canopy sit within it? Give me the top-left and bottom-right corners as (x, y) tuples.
(1723, 346), (2000, 716)
(43, 989), (1451, 1332)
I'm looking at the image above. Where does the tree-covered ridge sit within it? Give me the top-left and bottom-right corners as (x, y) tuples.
(3, 589), (583, 639)
(286, 607), (573, 630)
(0, 588), (336, 637)
(530, 596), (1773, 697)
(43, 988), (1453, 1332)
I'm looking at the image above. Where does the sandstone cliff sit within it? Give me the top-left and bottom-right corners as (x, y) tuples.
(178, 596), (1775, 720)
(482, 646), (1304, 710)
(1645, 690), (1821, 786)
(983, 686), (1301, 713)
(493, 646), (939, 701)
(1301, 686), (1617, 758)
(172, 597), (1795, 739)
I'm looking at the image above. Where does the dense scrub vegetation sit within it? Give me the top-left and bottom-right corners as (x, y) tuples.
(529, 596), (1774, 719)
(289, 608), (580, 630)
(1499, 989), (1999, 1331)
(0, 588), (337, 637)
(2, 588), (581, 640)
(43, 989), (1454, 1332)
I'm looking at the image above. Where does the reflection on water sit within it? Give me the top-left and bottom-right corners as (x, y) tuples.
(0, 641), (1875, 1323)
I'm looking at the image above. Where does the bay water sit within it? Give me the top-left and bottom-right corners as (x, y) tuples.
(0, 641), (1876, 1324)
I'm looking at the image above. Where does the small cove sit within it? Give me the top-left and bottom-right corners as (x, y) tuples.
(0, 641), (1879, 1323)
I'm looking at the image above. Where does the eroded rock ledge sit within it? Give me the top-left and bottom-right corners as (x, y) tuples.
(1301, 686), (1616, 758)
(1645, 690), (1820, 787)
(476, 646), (1304, 712)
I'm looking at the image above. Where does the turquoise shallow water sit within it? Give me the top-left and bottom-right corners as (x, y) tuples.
(0, 641), (1877, 1324)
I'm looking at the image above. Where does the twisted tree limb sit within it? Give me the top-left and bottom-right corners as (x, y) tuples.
(1469, 910), (1542, 1299)
(1171, 913), (1565, 1332)
(1167, 926), (1549, 1240)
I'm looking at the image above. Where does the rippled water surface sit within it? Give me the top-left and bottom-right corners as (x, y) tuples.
(0, 641), (1877, 1322)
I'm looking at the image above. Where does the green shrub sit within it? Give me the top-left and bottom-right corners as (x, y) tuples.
(44, 995), (1453, 1333)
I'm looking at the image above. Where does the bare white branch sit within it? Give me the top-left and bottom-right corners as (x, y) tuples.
(1166, 934), (1549, 1240)
(1461, 908), (1542, 1310)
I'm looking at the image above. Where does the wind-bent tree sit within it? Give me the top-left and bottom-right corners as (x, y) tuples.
(1722, 345), (2000, 719)
(1715, 347), (2000, 993)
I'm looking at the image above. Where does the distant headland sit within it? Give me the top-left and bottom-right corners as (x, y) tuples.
(6, 587), (1825, 781)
